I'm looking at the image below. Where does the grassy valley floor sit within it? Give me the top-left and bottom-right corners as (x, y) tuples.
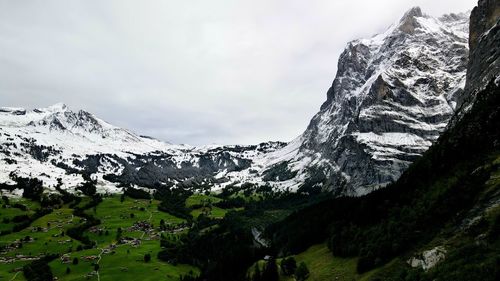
(0, 192), (245, 281)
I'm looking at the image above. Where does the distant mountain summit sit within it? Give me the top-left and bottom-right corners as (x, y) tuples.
(0, 103), (182, 155)
(0, 103), (285, 192)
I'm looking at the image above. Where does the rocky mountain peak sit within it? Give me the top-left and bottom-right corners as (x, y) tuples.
(24, 104), (107, 135)
(398, 7), (425, 34)
(256, 8), (471, 195)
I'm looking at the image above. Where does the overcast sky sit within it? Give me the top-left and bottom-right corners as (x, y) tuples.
(0, 0), (476, 145)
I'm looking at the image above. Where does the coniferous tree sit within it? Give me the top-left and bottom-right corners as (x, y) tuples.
(280, 257), (297, 275)
(252, 264), (262, 281)
(261, 259), (279, 281)
(295, 262), (309, 281)
(77, 175), (97, 197)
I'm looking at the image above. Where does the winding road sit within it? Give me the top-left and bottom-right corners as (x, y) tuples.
(95, 247), (105, 281)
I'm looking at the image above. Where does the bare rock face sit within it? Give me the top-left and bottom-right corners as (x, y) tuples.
(465, 0), (500, 94)
(264, 8), (470, 195)
(469, 0), (500, 51)
(451, 0), (499, 126)
(408, 246), (447, 271)
(398, 7), (424, 34)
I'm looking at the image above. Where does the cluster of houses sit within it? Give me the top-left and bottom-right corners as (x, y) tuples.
(127, 220), (152, 232)
(88, 226), (106, 234)
(60, 253), (72, 264)
(47, 214), (74, 230)
(124, 220), (189, 241)
(100, 243), (117, 255)
(30, 226), (48, 232)
(59, 244), (117, 265)
(85, 270), (98, 279)
(60, 253), (101, 265)
(0, 253), (41, 264)
(57, 239), (72, 245)
(161, 221), (190, 232)
(118, 236), (142, 247)
(28, 217), (72, 233)
(0, 237), (34, 255)
(82, 255), (99, 262)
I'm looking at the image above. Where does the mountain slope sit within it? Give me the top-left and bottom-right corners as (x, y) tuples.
(0, 103), (185, 154)
(249, 8), (470, 195)
(0, 104), (285, 192)
(266, 0), (500, 279)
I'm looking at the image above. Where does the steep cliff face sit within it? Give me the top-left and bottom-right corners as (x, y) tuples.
(261, 8), (471, 195)
(461, 0), (500, 105)
(468, 0), (500, 52)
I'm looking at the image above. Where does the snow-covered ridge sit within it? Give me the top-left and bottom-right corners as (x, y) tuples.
(0, 103), (286, 192)
(0, 103), (185, 155)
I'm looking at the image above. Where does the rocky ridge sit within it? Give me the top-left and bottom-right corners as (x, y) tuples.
(242, 7), (472, 195)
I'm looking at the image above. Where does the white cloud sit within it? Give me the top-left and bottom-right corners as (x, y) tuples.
(0, 0), (476, 145)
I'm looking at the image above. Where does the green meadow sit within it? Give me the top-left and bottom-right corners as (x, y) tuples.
(0, 193), (240, 281)
(248, 243), (387, 281)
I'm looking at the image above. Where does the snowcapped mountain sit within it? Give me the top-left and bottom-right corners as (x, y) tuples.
(0, 7), (473, 196)
(234, 7), (471, 195)
(0, 103), (285, 193)
(0, 103), (186, 155)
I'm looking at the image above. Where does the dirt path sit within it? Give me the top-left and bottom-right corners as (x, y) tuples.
(9, 271), (20, 281)
(95, 247), (105, 281)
